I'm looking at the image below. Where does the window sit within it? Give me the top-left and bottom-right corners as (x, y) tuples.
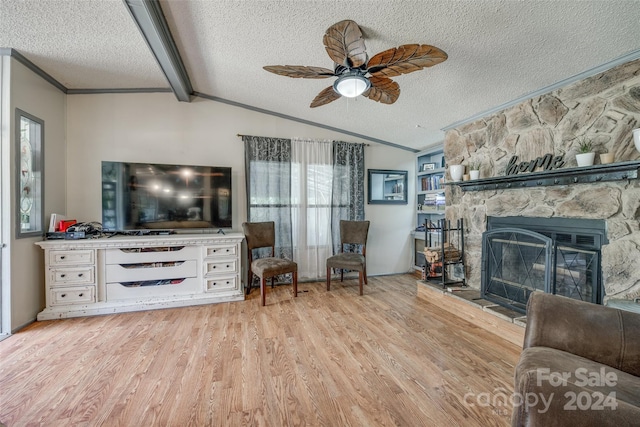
(15, 109), (44, 238)
(244, 136), (364, 280)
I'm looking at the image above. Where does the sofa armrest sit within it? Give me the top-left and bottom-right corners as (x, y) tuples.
(524, 292), (640, 377)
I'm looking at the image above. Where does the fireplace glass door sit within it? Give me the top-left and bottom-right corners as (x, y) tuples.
(481, 228), (553, 312)
(554, 244), (599, 303)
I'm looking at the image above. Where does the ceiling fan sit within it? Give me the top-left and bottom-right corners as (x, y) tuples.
(263, 20), (448, 108)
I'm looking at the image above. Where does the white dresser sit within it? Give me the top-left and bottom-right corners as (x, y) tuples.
(35, 233), (244, 320)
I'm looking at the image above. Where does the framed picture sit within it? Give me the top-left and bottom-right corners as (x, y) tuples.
(422, 162), (436, 171)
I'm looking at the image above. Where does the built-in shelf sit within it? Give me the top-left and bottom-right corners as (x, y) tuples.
(418, 167), (445, 177)
(417, 189), (445, 196)
(450, 160), (640, 191)
(415, 145), (446, 271)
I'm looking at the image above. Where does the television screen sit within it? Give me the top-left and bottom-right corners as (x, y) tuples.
(101, 161), (232, 231)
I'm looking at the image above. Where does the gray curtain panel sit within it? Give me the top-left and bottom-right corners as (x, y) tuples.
(331, 141), (365, 255)
(243, 135), (294, 264)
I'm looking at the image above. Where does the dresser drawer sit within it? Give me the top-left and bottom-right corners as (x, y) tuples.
(105, 246), (200, 264)
(204, 259), (238, 275)
(106, 277), (201, 300)
(205, 275), (239, 293)
(105, 260), (198, 283)
(50, 267), (95, 286)
(50, 286), (96, 305)
(49, 250), (94, 266)
(204, 244), (237, 258)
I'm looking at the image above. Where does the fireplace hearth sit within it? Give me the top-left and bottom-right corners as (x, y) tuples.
(481, 216), (606, 313)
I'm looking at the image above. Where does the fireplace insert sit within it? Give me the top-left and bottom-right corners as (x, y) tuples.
(481, 216), (605, 313)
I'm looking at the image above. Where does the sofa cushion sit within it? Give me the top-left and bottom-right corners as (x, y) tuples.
(513, 346), (640, 426)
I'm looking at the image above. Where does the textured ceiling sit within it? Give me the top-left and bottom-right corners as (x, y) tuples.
(2, 0), (640, 151)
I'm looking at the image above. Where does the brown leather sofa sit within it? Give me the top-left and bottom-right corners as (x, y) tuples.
(512, 293), (640, 426)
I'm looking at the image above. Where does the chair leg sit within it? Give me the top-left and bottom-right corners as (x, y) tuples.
(326, 266), (331, 291)
(358, 272), (363, 296)
(293, 271), (298, 297)
(364, 265), (368, 285)
(340, 269), (344, 282)
(246, 269), (253, 295)
(271, 277), (275, 288)
(261, 277), (266, 306)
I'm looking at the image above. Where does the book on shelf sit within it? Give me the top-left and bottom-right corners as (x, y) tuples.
(421, 174), (444, 191)
(422, 193), (446, 208)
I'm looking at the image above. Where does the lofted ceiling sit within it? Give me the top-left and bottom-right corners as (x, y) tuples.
(2, 0), (640, 152)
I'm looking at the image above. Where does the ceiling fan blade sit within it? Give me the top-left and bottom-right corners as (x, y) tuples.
(263, 65), (335, 79)
(363, 76), (400, 104)
(310, 86), (342, 108)
(367, 44), (448, 78)
(322, 20), (368, 68)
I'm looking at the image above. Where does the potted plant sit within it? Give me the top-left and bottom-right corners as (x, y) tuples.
(468, 161), (480, 179)
(575, 136), (595, 167)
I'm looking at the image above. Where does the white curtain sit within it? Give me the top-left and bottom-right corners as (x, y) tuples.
(291, 138), (334, 280)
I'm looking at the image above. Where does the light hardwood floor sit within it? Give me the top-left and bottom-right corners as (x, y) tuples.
(0, 274), (521, 426)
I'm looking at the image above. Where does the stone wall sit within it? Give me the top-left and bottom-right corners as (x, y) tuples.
(444, 58), (640, 302)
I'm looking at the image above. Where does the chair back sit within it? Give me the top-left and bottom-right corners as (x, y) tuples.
(340, 220), (370, 246)
(242, 221), (275, 251)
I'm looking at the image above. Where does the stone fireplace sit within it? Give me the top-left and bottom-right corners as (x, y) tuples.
(444, 58), (640, 306)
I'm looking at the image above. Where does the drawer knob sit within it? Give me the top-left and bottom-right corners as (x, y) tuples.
(61, 274), (66, 278)
(212, 266), (216, 269)
(79, 293), (84, 297)
(78, 273), (83, 277)
(61, 293), (66, 298)
(226, 265), (230, 268)
(60, 256), (66, 260)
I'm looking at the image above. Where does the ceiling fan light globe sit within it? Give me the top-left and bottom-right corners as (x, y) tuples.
(333, 74), (370, 98)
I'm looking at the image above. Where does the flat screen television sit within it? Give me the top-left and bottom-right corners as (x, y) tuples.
(101, 161), (232, 231)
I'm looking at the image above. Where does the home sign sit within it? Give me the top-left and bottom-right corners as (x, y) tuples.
(505, 153), (566, 176)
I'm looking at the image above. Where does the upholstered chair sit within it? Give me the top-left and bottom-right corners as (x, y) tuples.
(242, 221), (298, 306)
(326, 220), (370, 295)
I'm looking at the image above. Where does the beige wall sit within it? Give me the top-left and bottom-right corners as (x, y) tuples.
(66, 93), (415, 277)
(8, 58), (67, 330)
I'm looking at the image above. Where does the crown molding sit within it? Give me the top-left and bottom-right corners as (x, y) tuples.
(0, 48), (67, 93)
(194, 91), (419, 152)
(66, 88), (171, 95)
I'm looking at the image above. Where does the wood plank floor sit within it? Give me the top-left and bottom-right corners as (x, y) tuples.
(0, 274), (521, 426)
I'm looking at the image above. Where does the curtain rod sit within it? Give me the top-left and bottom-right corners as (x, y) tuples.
(236, 134), (370, 146)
